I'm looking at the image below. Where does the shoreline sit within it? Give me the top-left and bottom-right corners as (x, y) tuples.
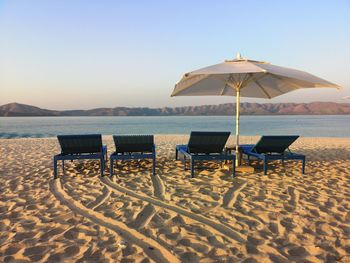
(1, 135), (350, 140)
(1, 114), (350, 118)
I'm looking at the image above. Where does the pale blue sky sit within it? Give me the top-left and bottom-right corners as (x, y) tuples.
(0, 0), (349, 110)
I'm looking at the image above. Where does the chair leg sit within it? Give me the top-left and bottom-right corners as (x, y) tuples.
(247, 155), (251, 165)
(152, 155), (156, 176)
(62, 160), (65, 175)
(175, 148), (178, 160)
(302, 158), (306, 174)
(184, 156), (187, 170)
(110, 158), (113, 176)
(54, 158), (58, 179)
(100, 158), (104, 177)
(191, 158), (195, 178)
(232, 158), (235, 177)
(263, 159), (268, 175)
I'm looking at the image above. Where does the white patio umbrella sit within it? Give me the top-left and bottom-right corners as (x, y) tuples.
(171, 53), (340, 166)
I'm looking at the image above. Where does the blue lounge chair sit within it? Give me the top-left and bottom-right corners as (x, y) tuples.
(240, 135), (306, 175)
(54, 134), (107, 178)
(176, 131), (235, 178)
(110, 135), (156, 176)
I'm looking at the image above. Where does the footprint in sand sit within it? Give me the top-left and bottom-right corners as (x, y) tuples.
(287, 186), (300, 211)
(151, 174), (169, 201)
(177, 237), (210, 254)
(64, 245), (81, 257)
(40, 227), (66, 241)
(129, 203), (158, 229)
(222, 180), (247, 208)
(207, 236), (225, 248)
(4, 246), (22, 256)
(13, 231), (38, 241)
(23, 245), (50, 257)
(180, 251), (200, 263)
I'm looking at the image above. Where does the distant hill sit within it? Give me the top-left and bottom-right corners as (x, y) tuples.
(0, 103), (61, 116)
(1, 102), (350, 116)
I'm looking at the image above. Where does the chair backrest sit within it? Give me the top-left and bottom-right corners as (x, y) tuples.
(252, 135), (299, 154)
(113, 135), (154, 153)
(57, 134), (103, 154)
(187, 131), (230, 154)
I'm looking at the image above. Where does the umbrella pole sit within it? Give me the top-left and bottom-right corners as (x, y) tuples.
(235, 88), (240, 167)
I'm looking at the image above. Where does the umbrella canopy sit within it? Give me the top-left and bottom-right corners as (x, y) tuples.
(171, 54), (340, 166)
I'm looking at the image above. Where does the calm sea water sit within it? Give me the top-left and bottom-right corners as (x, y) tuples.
(0, 115), (349, 138)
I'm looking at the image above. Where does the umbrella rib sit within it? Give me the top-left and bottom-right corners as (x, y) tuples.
(239, 72), (274, 98)
(255, 79), (272, 99)
(268, 74), (301, 89)
(220, 85), (227, 95)
(242, 73), (252, 85)
(213, 75), (237, 94)
(242, 72), (267, 88)
(264, 79), (285, 95)
(253, 73), (301, 96)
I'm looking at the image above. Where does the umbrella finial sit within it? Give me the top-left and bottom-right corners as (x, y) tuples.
(236, 52), (242, 60)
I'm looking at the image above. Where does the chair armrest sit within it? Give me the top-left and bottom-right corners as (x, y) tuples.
(240, 144), (255, 153)
(176, 144), (188, 152)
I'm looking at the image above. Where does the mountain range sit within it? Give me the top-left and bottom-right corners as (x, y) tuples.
(1, 102), (350, 116)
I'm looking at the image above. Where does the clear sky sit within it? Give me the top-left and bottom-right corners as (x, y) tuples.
(0, 0), (349, 110)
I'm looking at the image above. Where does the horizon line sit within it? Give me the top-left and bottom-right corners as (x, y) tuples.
(2, 100), (350, 112)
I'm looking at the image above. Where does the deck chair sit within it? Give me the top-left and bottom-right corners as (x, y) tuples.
(54, 134), (107, 178)
(175, 131), (235, 178)
(110, 135), (156, 176)
(240, 135), (306, 175)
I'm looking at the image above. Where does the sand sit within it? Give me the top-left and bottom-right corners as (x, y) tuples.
(0, 135), (350, 262)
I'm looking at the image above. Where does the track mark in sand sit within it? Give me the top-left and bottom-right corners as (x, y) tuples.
(87, 186), (111, 210)
(222, 180), (247, 208)
(129, 203), (158, 229)
(288, 186), (300, 209)
(50, 179), (179, 263)
(101, 177), (246, 243)
(151, 174), (168, 200)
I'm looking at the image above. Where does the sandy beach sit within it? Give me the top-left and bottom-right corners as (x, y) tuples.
(0, 135), (350, 262)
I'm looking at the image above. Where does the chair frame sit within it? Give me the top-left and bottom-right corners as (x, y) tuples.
(53, 134), (107, 178)
(110, 135), (156, 176)
(241, 136), (306, 175)
(175, 131), (235, 178)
